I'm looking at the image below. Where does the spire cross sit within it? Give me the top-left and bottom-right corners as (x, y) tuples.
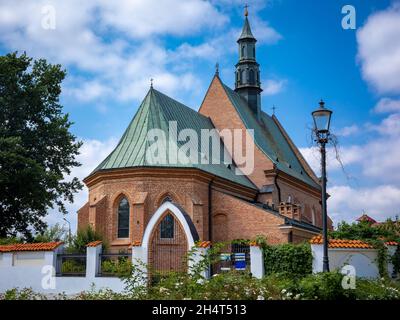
(150, 78), (153, 88)
(244, 4), (249, 17)
(215, 62), (219, 75)
(272, 105), (277, 115)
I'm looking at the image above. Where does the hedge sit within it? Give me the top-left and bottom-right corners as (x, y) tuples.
(263, 243), (312, 277)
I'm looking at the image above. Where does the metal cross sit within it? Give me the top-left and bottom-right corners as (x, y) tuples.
(244, 4), (249, 16)
(150, 78), (153, 88)
(272, 105), (277, 115)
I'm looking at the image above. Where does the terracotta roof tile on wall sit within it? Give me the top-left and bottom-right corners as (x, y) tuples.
(196, 241), (211, 248)
(0, 242), (63, 252)
(131, 241), (141, 247)
(385, 241), (398, 246)
(310, 235), (373, 249)
(86, 241), (102, 247)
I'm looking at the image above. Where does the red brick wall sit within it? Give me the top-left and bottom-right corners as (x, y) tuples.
(211, 190), (287, 244)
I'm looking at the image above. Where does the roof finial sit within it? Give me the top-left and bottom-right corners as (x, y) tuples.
(150, 78), (153, 88)
(272, 105), (277, 115)
(215, 62), (219, 76)
(244, 3), (249, 17)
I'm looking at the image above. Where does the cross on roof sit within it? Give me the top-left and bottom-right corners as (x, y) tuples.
(244, 4), (249, 17)
(150, 78), (153, 88)
(272, 105), (277, 115)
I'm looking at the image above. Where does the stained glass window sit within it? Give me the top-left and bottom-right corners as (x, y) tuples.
(160, 214), (174, 239)
(117, 197), (130, 238)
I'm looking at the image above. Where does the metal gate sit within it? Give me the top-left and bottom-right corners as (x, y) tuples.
(211, 243), (250, 275)
(148, 212), (188, 278)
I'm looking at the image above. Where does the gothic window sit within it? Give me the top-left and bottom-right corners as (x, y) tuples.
(241, 45), (245, 58)
(253, 46), (255, 58)
(117, 197), (130, 238)
(249, 69), (255, 84)
(160, 213), (174, 239)
(241, 70), (246, 83)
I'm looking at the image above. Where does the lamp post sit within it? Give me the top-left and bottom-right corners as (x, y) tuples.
(63, 217), (72, 245)
(312, 99), (332, 272)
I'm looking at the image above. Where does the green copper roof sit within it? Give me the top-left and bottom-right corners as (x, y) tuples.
(221, 82), (320, 190)
(91, 88), (256, 190)
(238, 16), (256, 41)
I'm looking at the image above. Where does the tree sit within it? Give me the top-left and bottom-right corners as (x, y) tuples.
(34, 223), (68, 243)
(0, 52), (82, 239)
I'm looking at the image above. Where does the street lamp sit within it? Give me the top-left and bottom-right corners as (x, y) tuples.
(312, 99), (332, 272)
(63, 217), (72, 245)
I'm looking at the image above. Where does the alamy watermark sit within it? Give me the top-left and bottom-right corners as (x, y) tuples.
(145, 121), (255, 175)
(341, 5), (356, 30)
(41, 5), (56, 30)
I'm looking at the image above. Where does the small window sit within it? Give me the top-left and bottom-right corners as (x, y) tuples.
(241, 45), (245, 58)
(160, 214), (174, 239)
(253, 47), (255, 58)
(117, 197), (130, 238)
(249, 69), (255, 84)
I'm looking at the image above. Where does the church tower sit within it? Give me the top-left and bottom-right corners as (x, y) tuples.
(234, 7), (262, 120)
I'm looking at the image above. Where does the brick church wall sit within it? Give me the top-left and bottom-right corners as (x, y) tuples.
(211, 190), (287, 244)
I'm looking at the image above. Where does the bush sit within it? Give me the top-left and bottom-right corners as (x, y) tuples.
(101, 257), (132, 277)
(66, 225), (105, 253)
(2, 272), (400, 300)
(298, 271), (356, 300)
(263, 243), (312, 277)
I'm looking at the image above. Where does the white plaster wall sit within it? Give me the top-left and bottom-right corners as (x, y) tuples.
(250, 246), (264, 279)
(311, 244), (380, 278)
(0, 247), (125, 296)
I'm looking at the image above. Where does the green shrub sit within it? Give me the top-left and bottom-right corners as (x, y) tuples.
(101, 257), (132, 277)
(263, 243), (312, 277)
(66, 225), (105, 253)
(61, 260), (86, 274)
(298, 271), (356, 300)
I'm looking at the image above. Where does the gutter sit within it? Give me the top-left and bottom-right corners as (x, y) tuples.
(208, 179), (214, 241)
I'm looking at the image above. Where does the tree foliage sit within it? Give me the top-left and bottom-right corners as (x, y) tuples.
(0, 52), (82, 239)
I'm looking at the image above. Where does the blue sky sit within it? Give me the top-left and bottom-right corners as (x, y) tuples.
(1, 0), (400, 230)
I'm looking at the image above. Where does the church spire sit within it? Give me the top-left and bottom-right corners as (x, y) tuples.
(234, 7), (262, 120)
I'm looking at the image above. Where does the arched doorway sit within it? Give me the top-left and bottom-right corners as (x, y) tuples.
(148, 211), (188, 276)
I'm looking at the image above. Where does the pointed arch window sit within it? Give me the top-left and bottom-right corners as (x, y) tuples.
(117, 197), (130, 238)
(249, 69), (255, 84)
(253, 47), (255, 58)
(241, 45), (245, 58)
(241, 70), (246, 84)
(160, 213), (174, 239)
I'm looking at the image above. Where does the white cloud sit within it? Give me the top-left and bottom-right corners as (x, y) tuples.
(373, 97), (400, 113)
(262, 78), (287, 96)
(357, 4), (400, 94)
(98, 0), (228, 38)
(300, 145), (362, 175)
(328, 185), (400, 224)
(0, 0), (282, 105)
(45, 137), (118, 231)
(335, 124), (359, 137)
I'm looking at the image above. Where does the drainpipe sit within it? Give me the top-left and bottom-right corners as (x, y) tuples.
(208, 179), (214, 241)
(274, 171), (281, 205)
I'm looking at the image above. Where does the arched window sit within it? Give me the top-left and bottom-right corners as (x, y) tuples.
(160, 213), (174, 239)
(241, 70), (246, 83)
(252, 46), (255, 58)
(249, 69), (255, 84)
(241, 45), (245, 58)
(117, 197), (130, 238)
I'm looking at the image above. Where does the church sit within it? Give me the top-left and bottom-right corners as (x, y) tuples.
(77, 11), (332, 261)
